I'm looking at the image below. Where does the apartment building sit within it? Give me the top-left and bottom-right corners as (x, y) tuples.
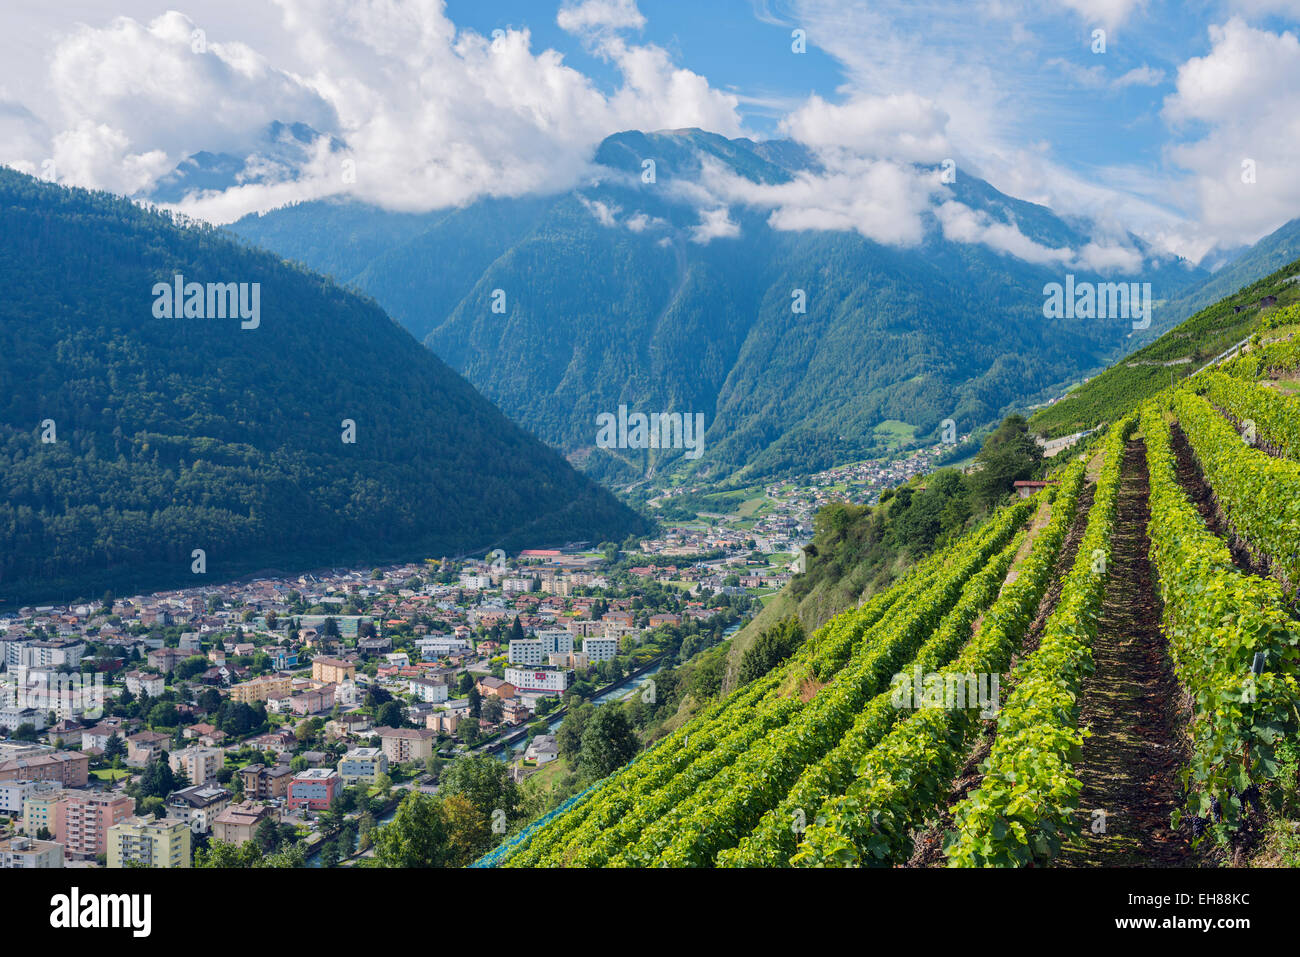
(582, 637), (620, 663)
(57, 790), (135, 857)
(377, 727), (436, 765)
(169, 746), (222, 786)
(311, 656), (357, 685)
(0, 779), (59, 817)
(229, 674), (292, 705)
(167, 784), (233, 834)
(107, 817), (191, 868)
(287, 768), (341, 811)
(503, 667), (574, 695)
(0, 751), (89, 788)
(239, 764), (294, 801)
(124, 671), (165, 697)
(338, 747), (388, 785)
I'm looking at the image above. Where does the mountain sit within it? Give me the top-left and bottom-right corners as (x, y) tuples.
(229, 129), (1207, 484)
(1163, 215), (1300, 321)
(0, 168), (647, 606)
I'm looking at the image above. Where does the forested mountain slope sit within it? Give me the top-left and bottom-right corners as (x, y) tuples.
(0, 170), (647, 606)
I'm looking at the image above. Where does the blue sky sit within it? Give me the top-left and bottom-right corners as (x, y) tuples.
(3, 0), (1300, 263)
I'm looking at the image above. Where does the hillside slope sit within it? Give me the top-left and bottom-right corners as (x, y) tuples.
(1029, 255), (1300, 437)
(0, 169), (647, 606)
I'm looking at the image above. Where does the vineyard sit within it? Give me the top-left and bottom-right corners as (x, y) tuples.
(483, 322), (1300, 869)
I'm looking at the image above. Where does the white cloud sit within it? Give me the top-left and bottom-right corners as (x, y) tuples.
(1162, 17), (1300, 250)
(779, 93), (951, 162)
(1053, 0), (1146, 28)
(1113, 64), (1165, 88)
(4, 1), (744, 223)
(689, 206), (740, 243)
(933, 200), (1072, 265)
(707, 157), (936, 246)
(557, 0), (647, 34)
(579, 195), (620, 226)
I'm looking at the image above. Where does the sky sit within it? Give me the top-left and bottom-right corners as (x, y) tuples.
(2, 0), (1300, 266)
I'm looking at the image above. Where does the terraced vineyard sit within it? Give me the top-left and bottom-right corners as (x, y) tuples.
(482, 322), (1300, 870)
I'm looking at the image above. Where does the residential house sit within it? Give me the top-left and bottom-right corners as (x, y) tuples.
(212, 802), (277, 845)
(125, 731), (170, 768)
(524, 734), (559, 765)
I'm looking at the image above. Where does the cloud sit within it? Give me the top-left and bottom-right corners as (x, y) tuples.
(706, 156), (937, 246)
(1113, 64), (1165, 88)
(689, 206), (740, 243)
(933, 200), (1072, 265)
(1162, 17), (1300, 250)
(1052, 0), (1147, 28)
(5, 1), (744, 223)
(1048, 59), (1165, 90)
(579, 195), (620, 226)
(779, 93), (951, 162)
(557, 0), (647, 34)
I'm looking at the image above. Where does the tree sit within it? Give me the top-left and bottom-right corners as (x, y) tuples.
(509, 616), (525, 642)
(136, 757), (177, 799)
(103, 732), (126, 762)
(481, 696), (504, 725)
(969, 414), (1043, 511)
(441, 793), (492, 865)
(556, 700), (595, 760)
(375, 700), (405, 729)
(579, 706), (639, 779)
(458, 718), (481, 745)
(320, 839), (340, 868)
(255, 816), (280, 852)
(467, 686), (482, 718)
(737, 617), (805, 685)
(372, 792), (451, 867)
(438, 755), (519, 821)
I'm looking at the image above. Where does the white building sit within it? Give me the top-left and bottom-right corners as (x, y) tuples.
(504, 667), (574, 695)
(125, 671), (165, 697)
(408, 677), (448, 704)
(583, 637), (620, 664)
(415, 635), (471, 660)
(524, 734), (559, 765)
(508, 639), (545, 666)
(0, 707), (46, 733)
(533, 630), (574, 656)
